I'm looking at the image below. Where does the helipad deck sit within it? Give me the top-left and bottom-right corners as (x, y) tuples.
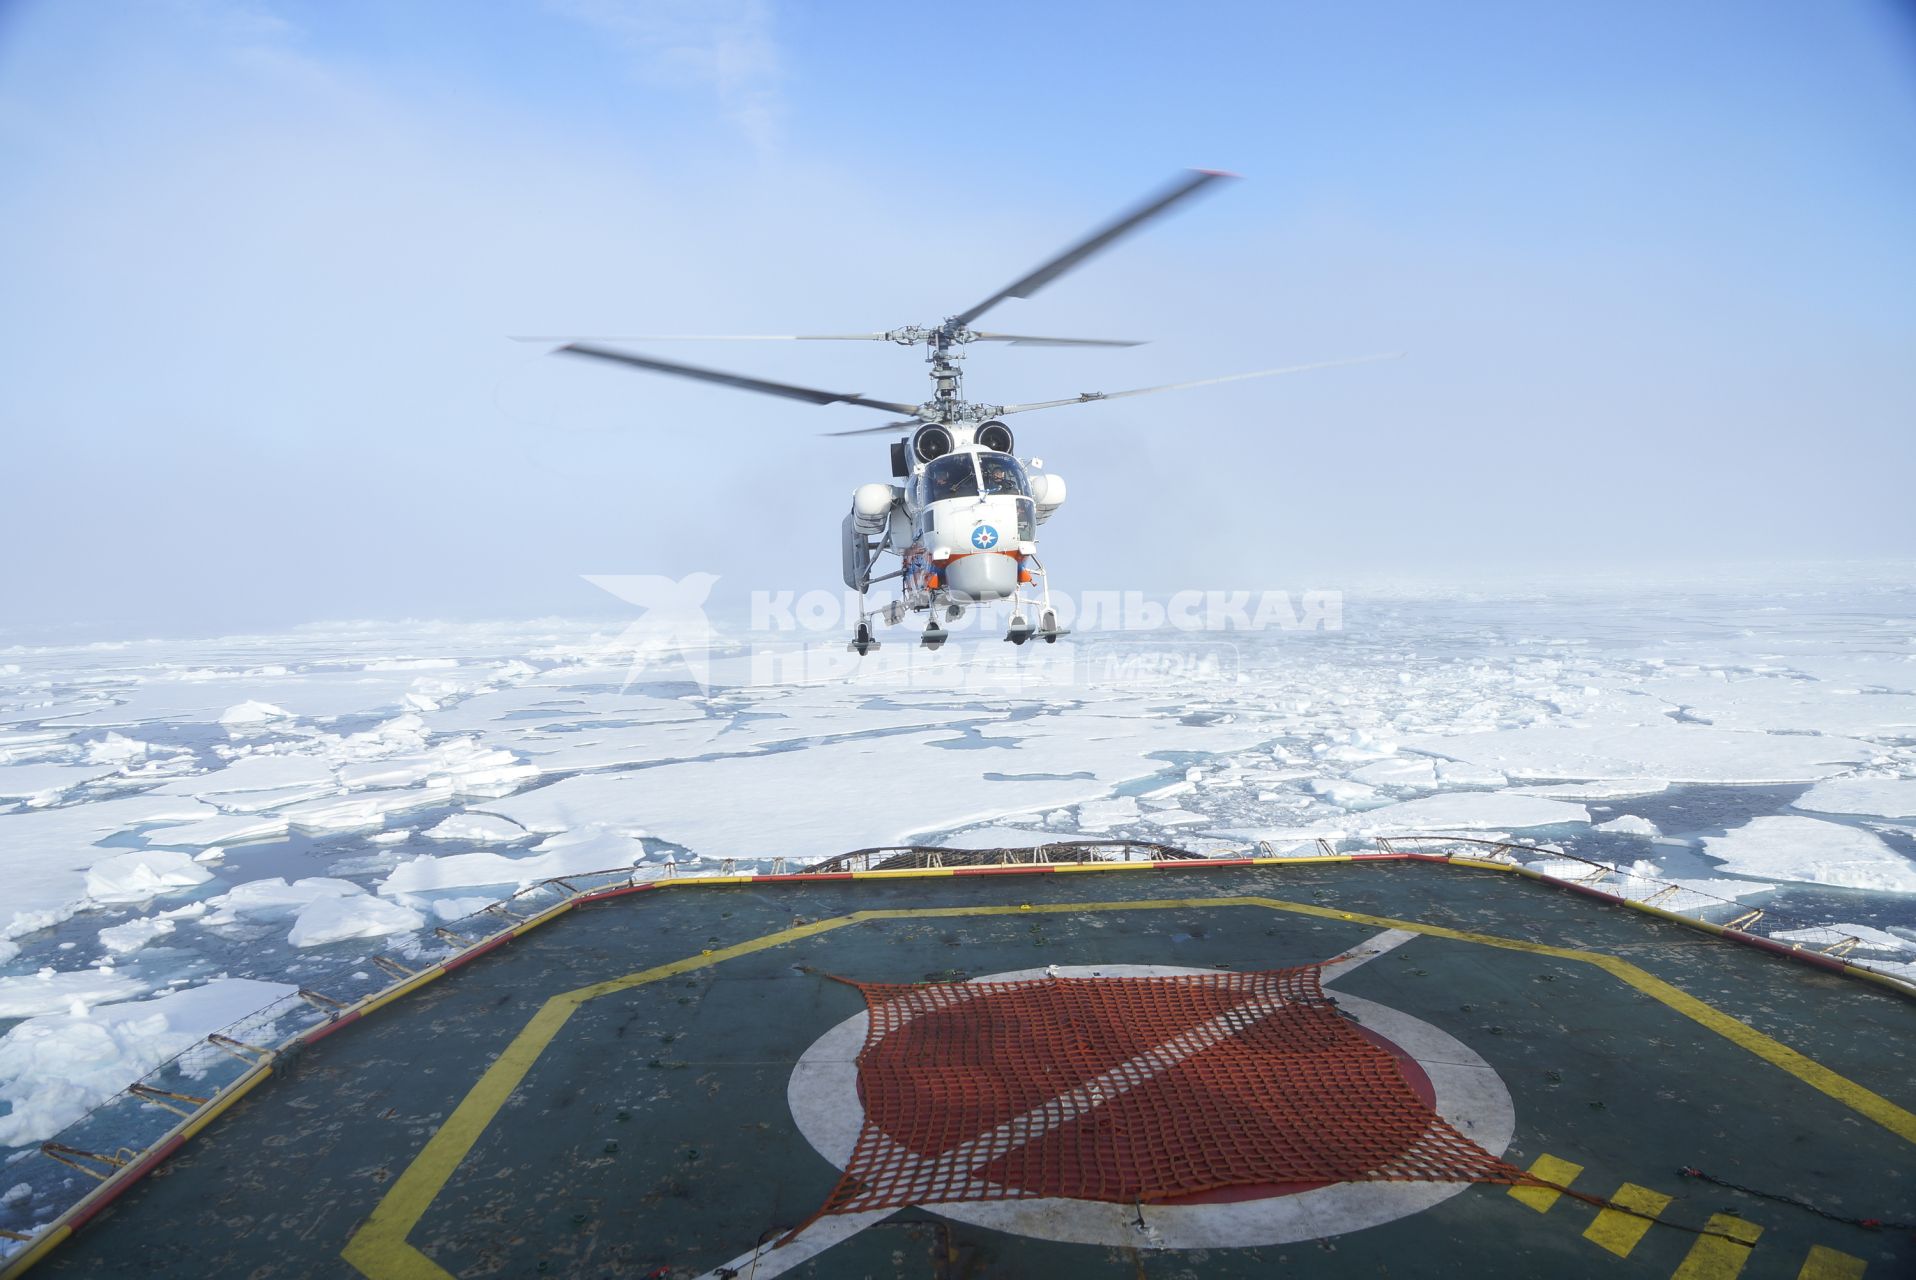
(31, 861), (1916, 1278)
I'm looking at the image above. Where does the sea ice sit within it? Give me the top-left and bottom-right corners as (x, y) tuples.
(428, 896), (499, 922)
(0, 978), (294, 1146)
(1399, 724), (1874, 784)
(153, 753), (339, 809)
(98, 910), (192, 955)
(205, 876), (364, 917)
(1075, 797), (1141, 832)
(1770, 922), (1915, 953)
(1507, 780), (1670, 800)
(83, 851), (213, 905)
(286, 895), (425, 948)
(422, 813), (529, 844)
(381, 827), (647, 896)
(218, 701), (294, 727)
(0, 763), (123, 803)
(1348, 757), (1437, 788)
(1353, 793), (1591, 833)
(1433, 761), (1507, 787)
(1633, 674), (1916, 739)
(931, 826), (1056, 849)
(1307, 778), (1379, 807)
(140, 812), (290, 848)
(1791, 776), (1916, 820)
(0, 968), (147, 1019)
(1594, 814), (1661, 836)
(81, 733), (152, 765)
(275, 785), (457, 833)
(1699, 816), (1916, 892)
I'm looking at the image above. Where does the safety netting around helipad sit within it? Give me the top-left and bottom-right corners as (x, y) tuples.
(810, 966), (1531, 1223)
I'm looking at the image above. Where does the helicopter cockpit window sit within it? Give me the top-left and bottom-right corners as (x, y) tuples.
(922, 453), (980, 503)
(978, 453), (1030, 497)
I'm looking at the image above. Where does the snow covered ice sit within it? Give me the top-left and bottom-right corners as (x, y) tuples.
(0, 584), (1914, 1180)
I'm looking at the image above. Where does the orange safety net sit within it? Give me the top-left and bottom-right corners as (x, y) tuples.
(811, 967), (1532, 1222)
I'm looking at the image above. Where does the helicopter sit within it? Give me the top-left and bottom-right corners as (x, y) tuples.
(539, 170), (1393, 655)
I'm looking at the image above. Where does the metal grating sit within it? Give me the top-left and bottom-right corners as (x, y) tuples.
(804, 967), (1531, 1230)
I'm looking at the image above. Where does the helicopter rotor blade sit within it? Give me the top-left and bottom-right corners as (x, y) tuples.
(513, 333), (892, 343)
(968, 332), (1146, 348)
(948, 169), (1237, 328)
(819, 418), (928, 438)
(995, 352), (1404, 415)
(553, 343), (918, 414)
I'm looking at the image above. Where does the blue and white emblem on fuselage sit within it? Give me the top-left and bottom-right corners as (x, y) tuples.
(971, 525), (1000, 550)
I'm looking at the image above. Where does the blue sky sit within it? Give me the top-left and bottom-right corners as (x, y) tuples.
(2, 1), (1912, 638)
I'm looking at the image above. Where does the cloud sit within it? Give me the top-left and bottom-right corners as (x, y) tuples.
(549, 0), (785, 152)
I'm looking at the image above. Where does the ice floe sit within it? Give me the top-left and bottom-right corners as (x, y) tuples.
(1353, 793), (1591, 833)
(98, 904), (207, 955)
(381, 827), (646, 896)
(286, 895), (425, 948)
(83, 851), (213, 905)
(0, 763), (125, 804)
(0, 968), (148, 1019)
(422, 813), (529, 843)
(204, 876), (364, 919)
(1791, 776), (1916, 820)
(1699, 816), (1916, 892)
(218, 700), (294, 727)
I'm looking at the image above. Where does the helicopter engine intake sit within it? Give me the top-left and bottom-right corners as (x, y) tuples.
(911, 424), (954, 464)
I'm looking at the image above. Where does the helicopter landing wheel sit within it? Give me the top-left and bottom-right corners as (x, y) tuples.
(921, 625), (947, 651)
(945, 603), (964, 621)
(1005, 614), (1034, 645)
(1039, 610), (1066, 643)
(849, 622), (879, 656)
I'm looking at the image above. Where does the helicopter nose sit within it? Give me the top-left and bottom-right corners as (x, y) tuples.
(943, 552), (1018, 602)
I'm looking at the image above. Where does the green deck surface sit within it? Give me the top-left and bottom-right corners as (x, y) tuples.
(36, 862), (1916, 1278)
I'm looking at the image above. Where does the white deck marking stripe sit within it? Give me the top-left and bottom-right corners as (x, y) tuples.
(1321, 929), (1418, 982)
(691, 1208), (895, 1280)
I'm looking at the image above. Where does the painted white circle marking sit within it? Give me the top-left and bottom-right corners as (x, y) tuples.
(788, 964), (1514, 1248)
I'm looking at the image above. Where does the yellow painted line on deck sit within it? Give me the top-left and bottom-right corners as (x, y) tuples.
(1796, 1244), (1867, 1279)
(342, 995), (582, 1280)
(1507, 1153), (1582, 1212)
(1673, 1213), (1761, 1279)
(345, 894), (1916, 1279)
(1211, 895), (1916, 1149)
(1583, 1181), (1672, 1257)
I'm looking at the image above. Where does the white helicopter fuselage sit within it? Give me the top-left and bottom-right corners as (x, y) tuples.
(910, 449), (1031, 602)
(847, 421), (1066, 622)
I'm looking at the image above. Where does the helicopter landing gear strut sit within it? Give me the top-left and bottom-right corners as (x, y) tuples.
(1006, 556), (1070, 645)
